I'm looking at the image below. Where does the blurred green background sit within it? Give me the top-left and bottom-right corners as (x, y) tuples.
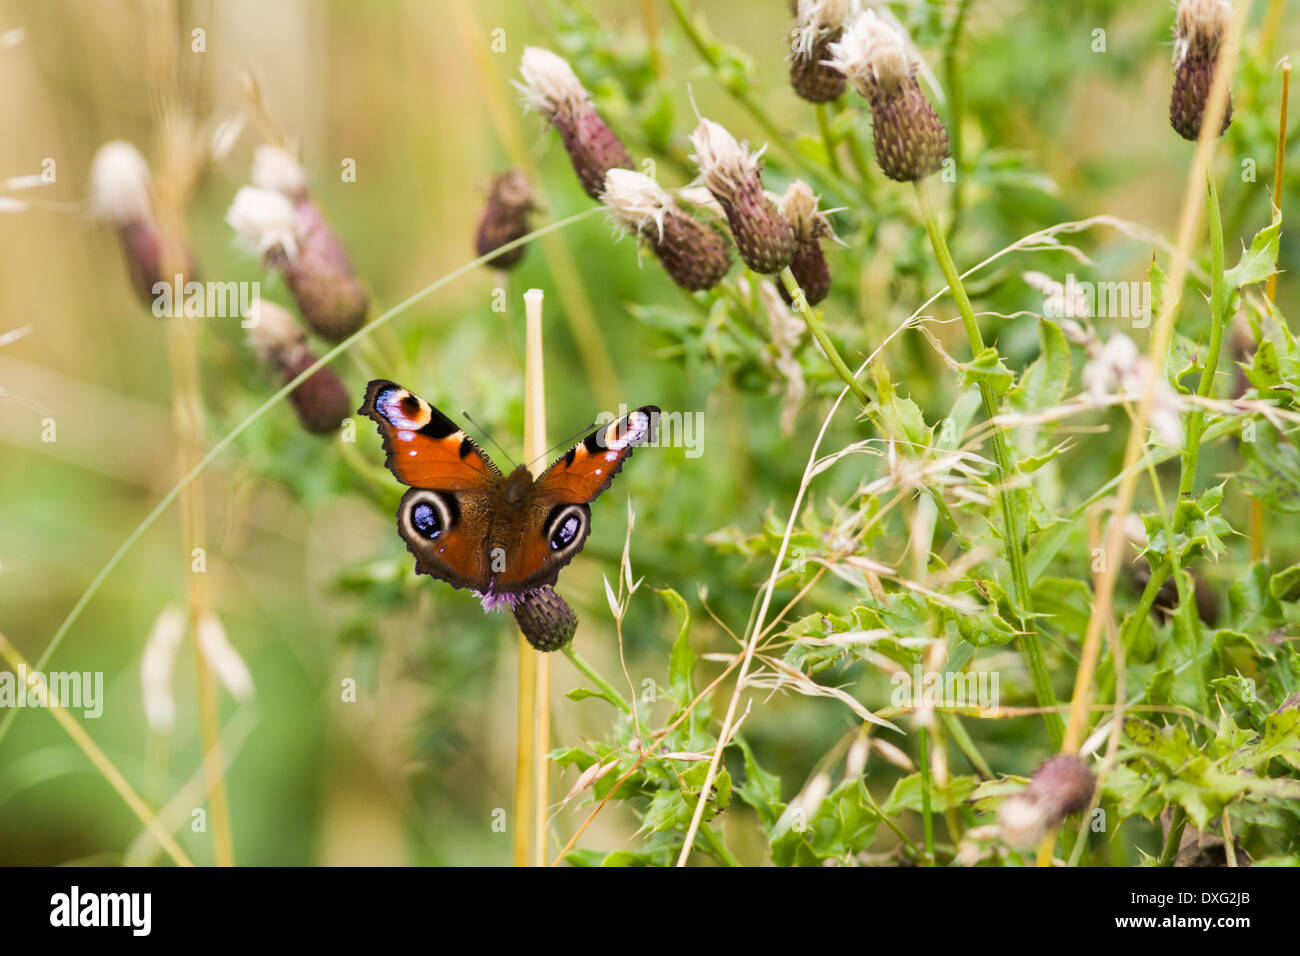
(0, 0), (1296, 865)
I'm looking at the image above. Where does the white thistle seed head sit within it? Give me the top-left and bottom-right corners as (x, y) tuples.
(826, 10), (915, 100)
(226, 186), (301, 259)
(792, 0), (857, 60)
(252, 144), (308, 198)
(1174, 0), (1232, 65)
(516, 46), (590, 119)
(689, 119), (763, 203)
(90, 141), (154, 224)
(600, 168), (674, 241)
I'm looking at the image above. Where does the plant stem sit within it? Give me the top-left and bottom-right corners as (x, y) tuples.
(0, 632), (194, 867)
(779, 267), (870, 406)
(1251, 58), (1289, 560)
(917, 725), (935, 864)
(943, 0), (973, 232)
(519, 289), (549, 868)
(1159, 806), (1188, 866)
(562, 645), (633, 715)
(841, 106), (876, 188)
(815, 102), (843, 176)
(1175, 169), (1228, 513)
(914, 181), (1062, 748)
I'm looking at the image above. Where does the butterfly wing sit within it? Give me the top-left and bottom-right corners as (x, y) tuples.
(489, 405), (660, 594)
(359, 379), (501, 591)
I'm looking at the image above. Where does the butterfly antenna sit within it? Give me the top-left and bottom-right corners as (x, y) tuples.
(461, 411), (519, 470)
(525, 420), (598, 470)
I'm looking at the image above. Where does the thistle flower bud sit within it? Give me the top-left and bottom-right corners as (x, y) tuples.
(690, 119), (794, 274)
(475, 169), (537, 270)
(789, 0), (854, 102)
(246, 299), (351, 435)
(997, 755), (1096, 847)
(517, 47), (634, 201)
(777, 180), (833, 305)
(600, 169), (732, 292)
(1170, 0), (1234, 141)
(227, 185), (369, 341)
(91, 141), (196, 305)
(512, 585), (578, 652)
(827, 12), (949, 182)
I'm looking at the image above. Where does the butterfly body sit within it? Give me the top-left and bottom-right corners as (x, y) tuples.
(360, 379), (657, 604)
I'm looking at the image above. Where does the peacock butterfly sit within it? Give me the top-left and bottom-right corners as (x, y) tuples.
(359, 380), (658, 609)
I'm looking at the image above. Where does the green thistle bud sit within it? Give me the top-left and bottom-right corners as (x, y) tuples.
(1170, 0), (1234, 141)
(475, 169), (537, 270)
(601, 169), (732, 292)
(513, 585), (578, 652)
(827, 11), (949, 182)
(690, 119), (794, 275)
(517, 47), (634, 201)
(788, 0), (853, 103)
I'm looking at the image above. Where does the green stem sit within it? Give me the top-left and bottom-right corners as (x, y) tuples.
(1158, 806), (1188, 866)
(917, 725), (935, 865)
(815, 102), (843, 176)
(779, 267), (870, 406)
(841, 106), (876, 188)
(943, 0), (973, 233)
(561, 645), (632, 715)
(1175, 169), (1229, 516)
(914, 180), (1063, 749)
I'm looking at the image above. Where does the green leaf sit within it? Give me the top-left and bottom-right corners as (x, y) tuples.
(733, 737), (782, 827)
(871, 366), (933, 447)
(1239, 422), (1300, 512)
(1224, 202), (1282, 301)
(961, 346), (1014, 396)
(658, 588), (695, 708)
(1009, 319), (1070, 413)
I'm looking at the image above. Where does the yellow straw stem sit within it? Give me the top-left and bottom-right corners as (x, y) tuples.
(0, 632), (194, 868)
(523, 289), (552, 868)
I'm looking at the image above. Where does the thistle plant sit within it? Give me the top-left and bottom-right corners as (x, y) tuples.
(11, 0), (1300, 875)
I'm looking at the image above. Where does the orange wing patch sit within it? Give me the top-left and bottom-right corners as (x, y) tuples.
(359, 379), (502, 490)
(536, 406), (659, 503)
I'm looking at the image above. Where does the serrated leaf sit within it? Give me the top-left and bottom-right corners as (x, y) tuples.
(1010, 319), (1070, 413)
